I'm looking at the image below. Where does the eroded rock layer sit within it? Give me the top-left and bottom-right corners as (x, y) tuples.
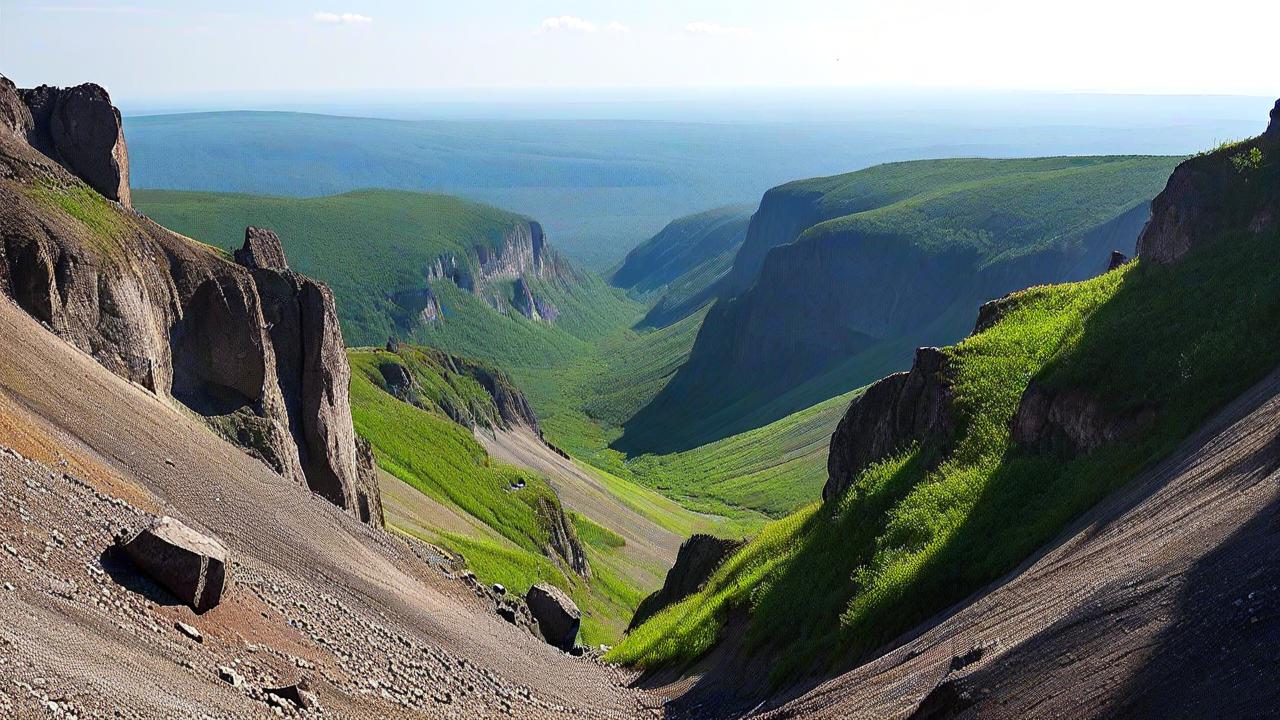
(0, 76), (380, 525)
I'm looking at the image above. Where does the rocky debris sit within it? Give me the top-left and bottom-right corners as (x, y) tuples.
(525, 583), (580, 651)
(824, 347), (956, 501)
(217, 665), (245, 688)
(118, 516), (229, 613)
(1107, 249), (1129, 271)
(234, 226), (290, 271)
(15, 80), (130, 206)
(537, 498), (590, 579)
(174, 621), (203, 643)
(263, 679), (318, 710)
(908, 678), (978, 720)
(629, 534), (744, 631)
(0, 81), (382, 527)
(1137, 99), (1279, 265)
(1011, 381), (1154, 456)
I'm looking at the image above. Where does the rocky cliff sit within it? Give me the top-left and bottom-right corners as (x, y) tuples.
(824, 347), (955, 501)
(370, 342), (542, 433)
(1136, 105), (1279, 265)
(419, 219), (572, 326)
(627, 534), (743, 631)
(0, 76), (380, 526)
(619, 158), (1177, 454)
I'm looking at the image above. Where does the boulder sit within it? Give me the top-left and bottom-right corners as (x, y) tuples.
(824, 347), (955, 501)
(629, 534), (744, 631)
(234, 226), (290, 271)
(377, 362), (413, 395)
(264, 680), (318, 710)
(18, 82), (130, 206)
(526, 583), (580, 651)
(118, 516), (228, 613)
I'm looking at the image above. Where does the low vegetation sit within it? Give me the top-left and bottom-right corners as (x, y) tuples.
(612, 226), (1280, 681)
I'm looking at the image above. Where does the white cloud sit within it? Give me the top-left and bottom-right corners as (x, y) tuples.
(684, 21), (752, 37)
(606, 20), (630, 33)
(313, 11), (372, 24)
(540, 15), (596, 32)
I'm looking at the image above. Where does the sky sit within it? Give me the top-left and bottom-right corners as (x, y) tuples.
(2, 0), (1278, 105)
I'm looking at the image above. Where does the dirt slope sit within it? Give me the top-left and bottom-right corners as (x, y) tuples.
(0, 297), (656, 718)
(706, 364), (1280, 719)
(477, 426), (688, 588)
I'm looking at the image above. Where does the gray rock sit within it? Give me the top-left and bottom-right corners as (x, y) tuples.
(824, 347), (955, 501)
(1011, 381), (1154, 456)
(264, 680), (317, 710)
(119, 517), (228, 613)
(234, 227), (290, 271)
(525, 583), (580, 651)
(1107, 250), (1129, 271)
(18, 81), (130, 206)
(174, 621), (203, 643)
(217, 666), (244, 688)
(629, 534), (743, 631)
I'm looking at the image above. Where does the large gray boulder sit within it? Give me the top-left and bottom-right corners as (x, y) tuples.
(119, 517), (229, 612)
(526, 583), (580, 651)
(234, 226), (290, 271)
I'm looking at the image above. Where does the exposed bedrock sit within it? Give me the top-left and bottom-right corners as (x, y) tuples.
(15, 78), (131, 206)
(1011, 381), (1155, 456)
(629, 534), (744, 631)
(1137, 99), (1280, 265)
(0, 77), (380, 525)
(824, 347), (956, 502)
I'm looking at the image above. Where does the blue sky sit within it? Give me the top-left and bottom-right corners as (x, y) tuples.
(3, 0), (1278, 102)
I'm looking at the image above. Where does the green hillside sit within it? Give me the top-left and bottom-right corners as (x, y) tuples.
(611, 204), (753, 328)
(134, 189), (643, 359)
(348, 348), (644, 643)
(612, 197), (1280, 682)
(621, 156), (1184, 454)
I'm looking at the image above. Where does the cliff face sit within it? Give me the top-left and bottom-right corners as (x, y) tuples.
(16, 80), (131, 207)
(0, 76), (380, 526)
(620, 158), (1176, 455)
(824, 347), (955, 501)
(420, 219), (571, 326)
(1137, 112), (1279, 265)
(371, 343), (542, 434)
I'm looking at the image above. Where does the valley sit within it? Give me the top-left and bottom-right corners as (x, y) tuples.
(1, 50), (1278, 720)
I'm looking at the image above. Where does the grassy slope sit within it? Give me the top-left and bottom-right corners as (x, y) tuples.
(133, 188), (642, 356)
(611, 223), (1280, 680)
(620, 156), (1183, 455)
(348, 349), (643, 643)
(611, 204), (754, 328)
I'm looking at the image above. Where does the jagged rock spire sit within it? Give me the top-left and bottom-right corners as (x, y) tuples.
(1268, 98), (1280, 138)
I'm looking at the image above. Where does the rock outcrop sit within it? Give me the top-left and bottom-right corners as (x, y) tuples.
(538, 498), (590, 579)
(374, 345), (542, 433)
(1107, 250), (1128, 271)
(824, 347), (955, 502)
(1269, 99), (1280, 138)
(234, 226), (290, 270)
(525, 583), (581, 651)
(1137, 100), (1279, 265)
(118, 516), (229, 613)
(12, 78), (130, 206)
(628, 534), (744, 631)
(0, 76), (381, 525)
(1010, 381), (1154, 456)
